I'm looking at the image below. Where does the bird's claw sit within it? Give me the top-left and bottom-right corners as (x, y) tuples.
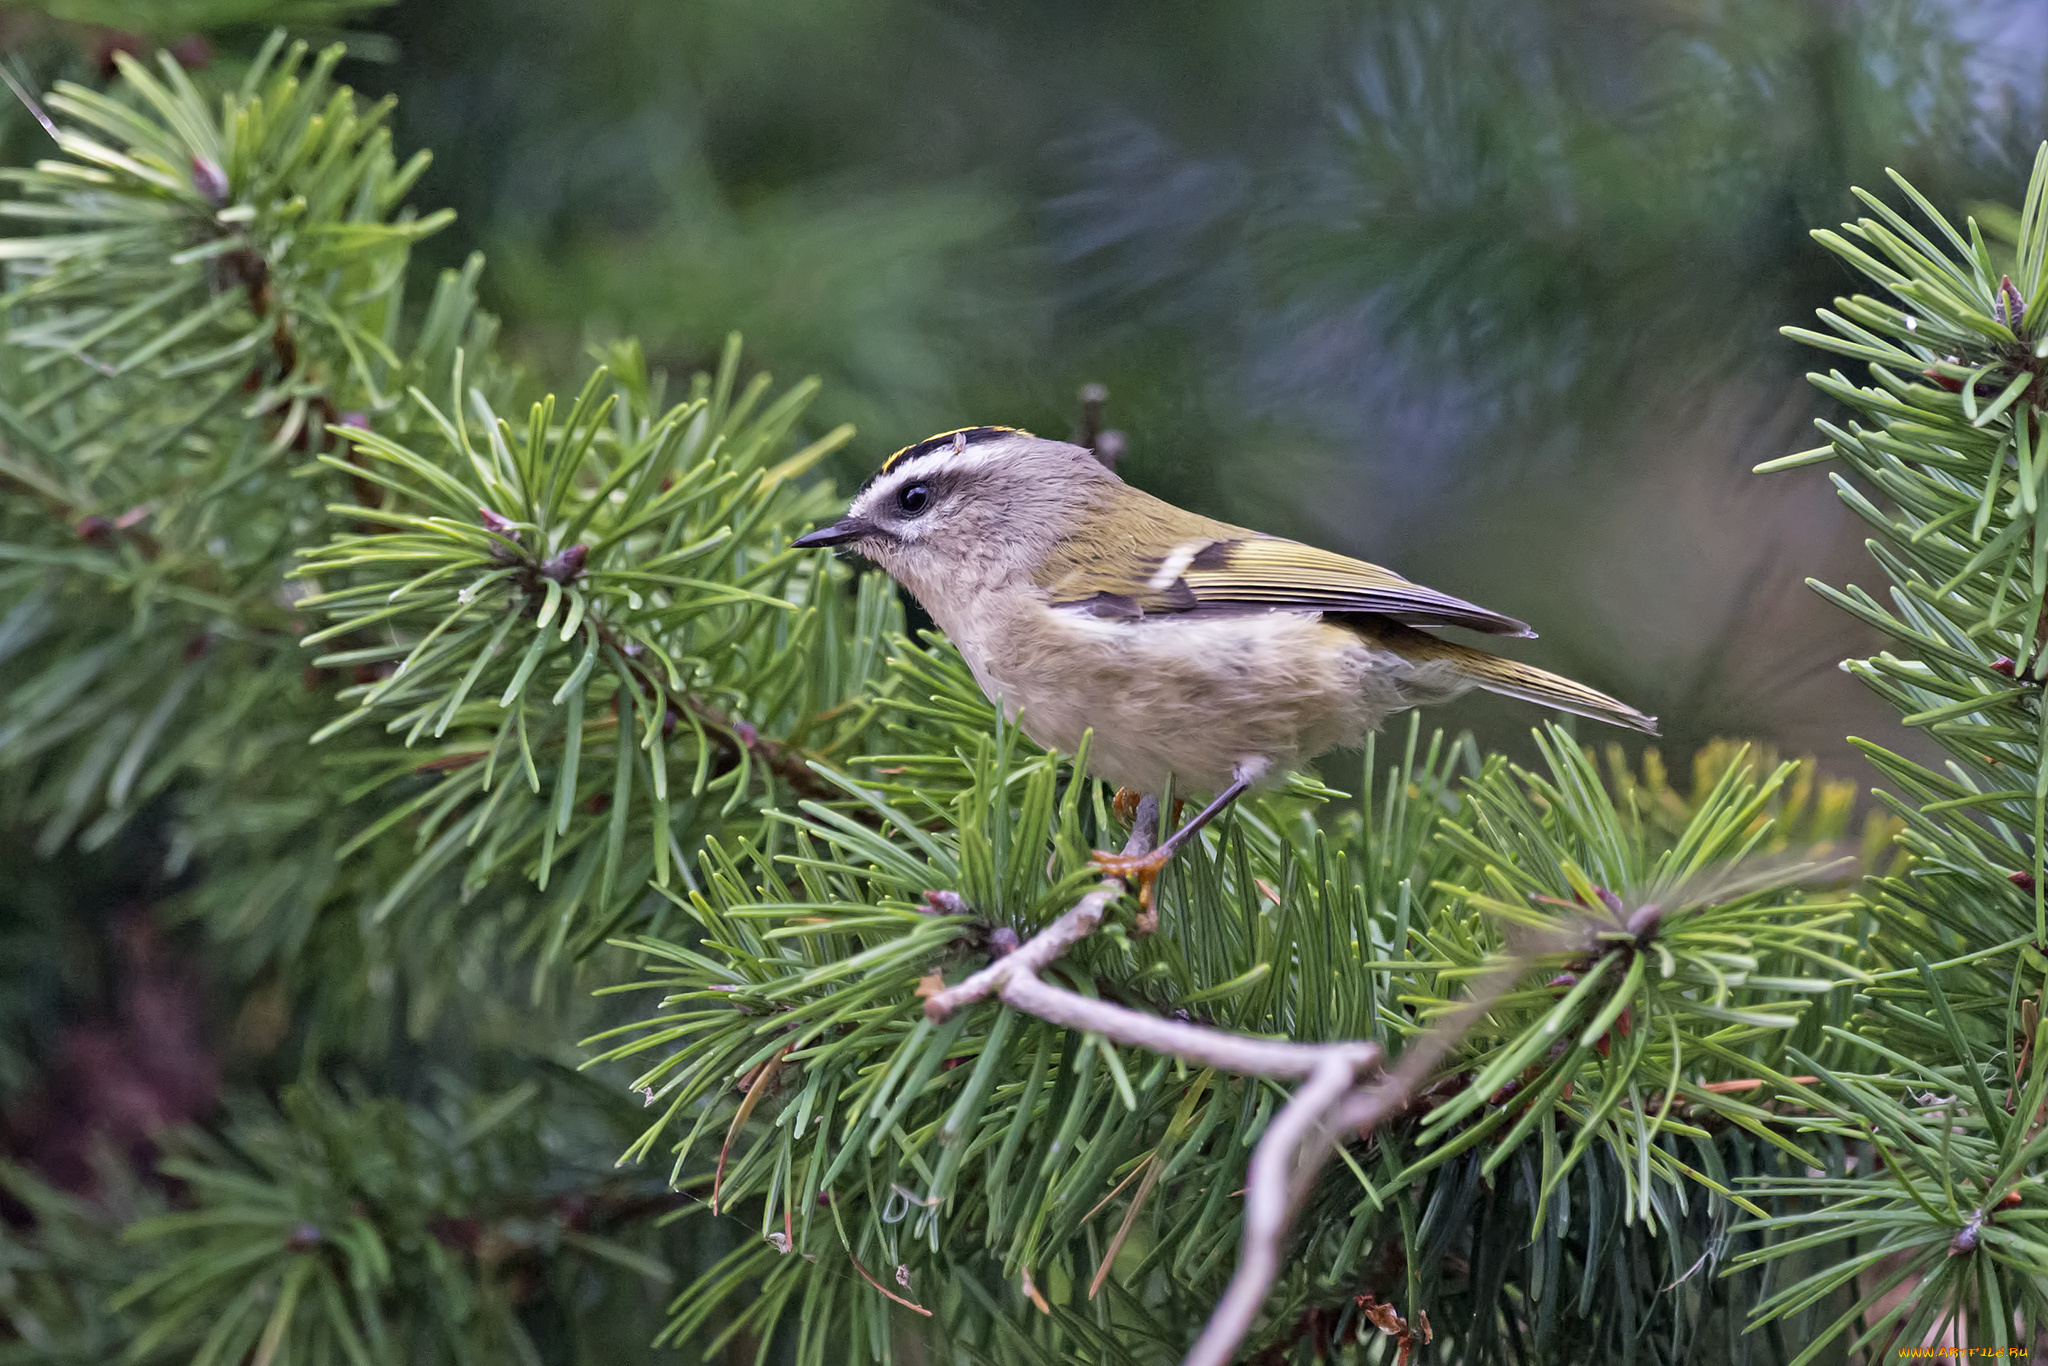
(1090, 845), (1174, 925)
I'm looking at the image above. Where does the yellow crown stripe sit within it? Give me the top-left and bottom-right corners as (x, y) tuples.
(878, 425), (1031, 475)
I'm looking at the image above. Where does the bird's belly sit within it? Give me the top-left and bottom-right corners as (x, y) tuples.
(960, 609), (1396, 794)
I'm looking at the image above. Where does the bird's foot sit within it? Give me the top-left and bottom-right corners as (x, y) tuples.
(1089, 843), (1176, 928)
(1111, 787), (1183, 832)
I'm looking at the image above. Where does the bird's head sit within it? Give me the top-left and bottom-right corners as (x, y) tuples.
(792, 426), (1117, 621)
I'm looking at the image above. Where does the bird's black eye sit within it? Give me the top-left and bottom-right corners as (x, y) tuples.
(897, 483), (932, 516)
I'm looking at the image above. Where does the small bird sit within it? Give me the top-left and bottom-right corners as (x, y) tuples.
(794, 427), (1655, 894)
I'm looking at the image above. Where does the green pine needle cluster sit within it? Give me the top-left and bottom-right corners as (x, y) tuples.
(0, 16), (2042, 1366)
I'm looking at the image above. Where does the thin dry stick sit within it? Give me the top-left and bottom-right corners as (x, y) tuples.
(923, 882), (1126, 1022)
(1184, 946), (1542, 1366)
(924, 797), (1159, 1023)
(926, 802), (1375, 1074)
(1183, 1055), (1362, 1366)
(1001, 973), (1381, 1076)
(921, 796), (1542, 1366)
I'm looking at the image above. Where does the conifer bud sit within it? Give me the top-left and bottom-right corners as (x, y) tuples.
(1922, 360), (1965, 393)
(190, 155), (228, 205)
(540, 544), (587, 582)
(1999, 274), (2026, 330)
(482, 507), (522, 563)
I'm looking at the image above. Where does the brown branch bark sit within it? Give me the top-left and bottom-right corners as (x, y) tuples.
(575, 594), (836, 803)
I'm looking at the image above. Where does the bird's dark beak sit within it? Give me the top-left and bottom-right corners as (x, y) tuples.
(791, 516), (872, 549)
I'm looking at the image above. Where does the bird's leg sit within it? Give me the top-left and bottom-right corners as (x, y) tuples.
(1113, 786), (1182, 829)
(1093, 762), (1264, 918)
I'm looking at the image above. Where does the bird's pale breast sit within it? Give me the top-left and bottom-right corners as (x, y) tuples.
(947, 596), (1466, 794)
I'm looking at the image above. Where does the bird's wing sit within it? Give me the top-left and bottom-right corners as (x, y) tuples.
(1042, 526), (1533, 637)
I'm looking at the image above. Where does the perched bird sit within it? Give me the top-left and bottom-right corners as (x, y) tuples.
(794, 427), (1655, 892)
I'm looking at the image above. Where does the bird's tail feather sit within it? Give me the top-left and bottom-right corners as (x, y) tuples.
(1373, 624), (1658, 735)
(1450, 651), (1660, 735)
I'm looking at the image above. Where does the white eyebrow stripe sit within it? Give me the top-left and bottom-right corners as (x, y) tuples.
(853, 432), (1047, 519)
(1148, 539), (1209, 591)
(871, 444), (1012, 489)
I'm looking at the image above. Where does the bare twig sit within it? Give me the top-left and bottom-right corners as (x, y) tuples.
(923, 882), (1126, 1022)
(1187, 942), (1542, 1366)
(1002, 974), (1379, 1077)
(915, 793), (1545, 1363)
(924, 795), (1156, 1023)
(1333, 942), (1544, 1135)
(1185, 1055), (1362, 1366)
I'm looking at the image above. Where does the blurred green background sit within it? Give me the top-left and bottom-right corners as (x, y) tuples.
(351, 0), (2047, 776)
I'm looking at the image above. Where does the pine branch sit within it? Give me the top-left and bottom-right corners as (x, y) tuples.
(289, 341), (864, 954)
(918, 798), (1397, 1365)
(1734, 145), (2048, 1358)
(0, 34), (876, 997)
(107, 1076), (696, 1363)
(596, 686), (1875, 1363)
(0, 34), (491, 865)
